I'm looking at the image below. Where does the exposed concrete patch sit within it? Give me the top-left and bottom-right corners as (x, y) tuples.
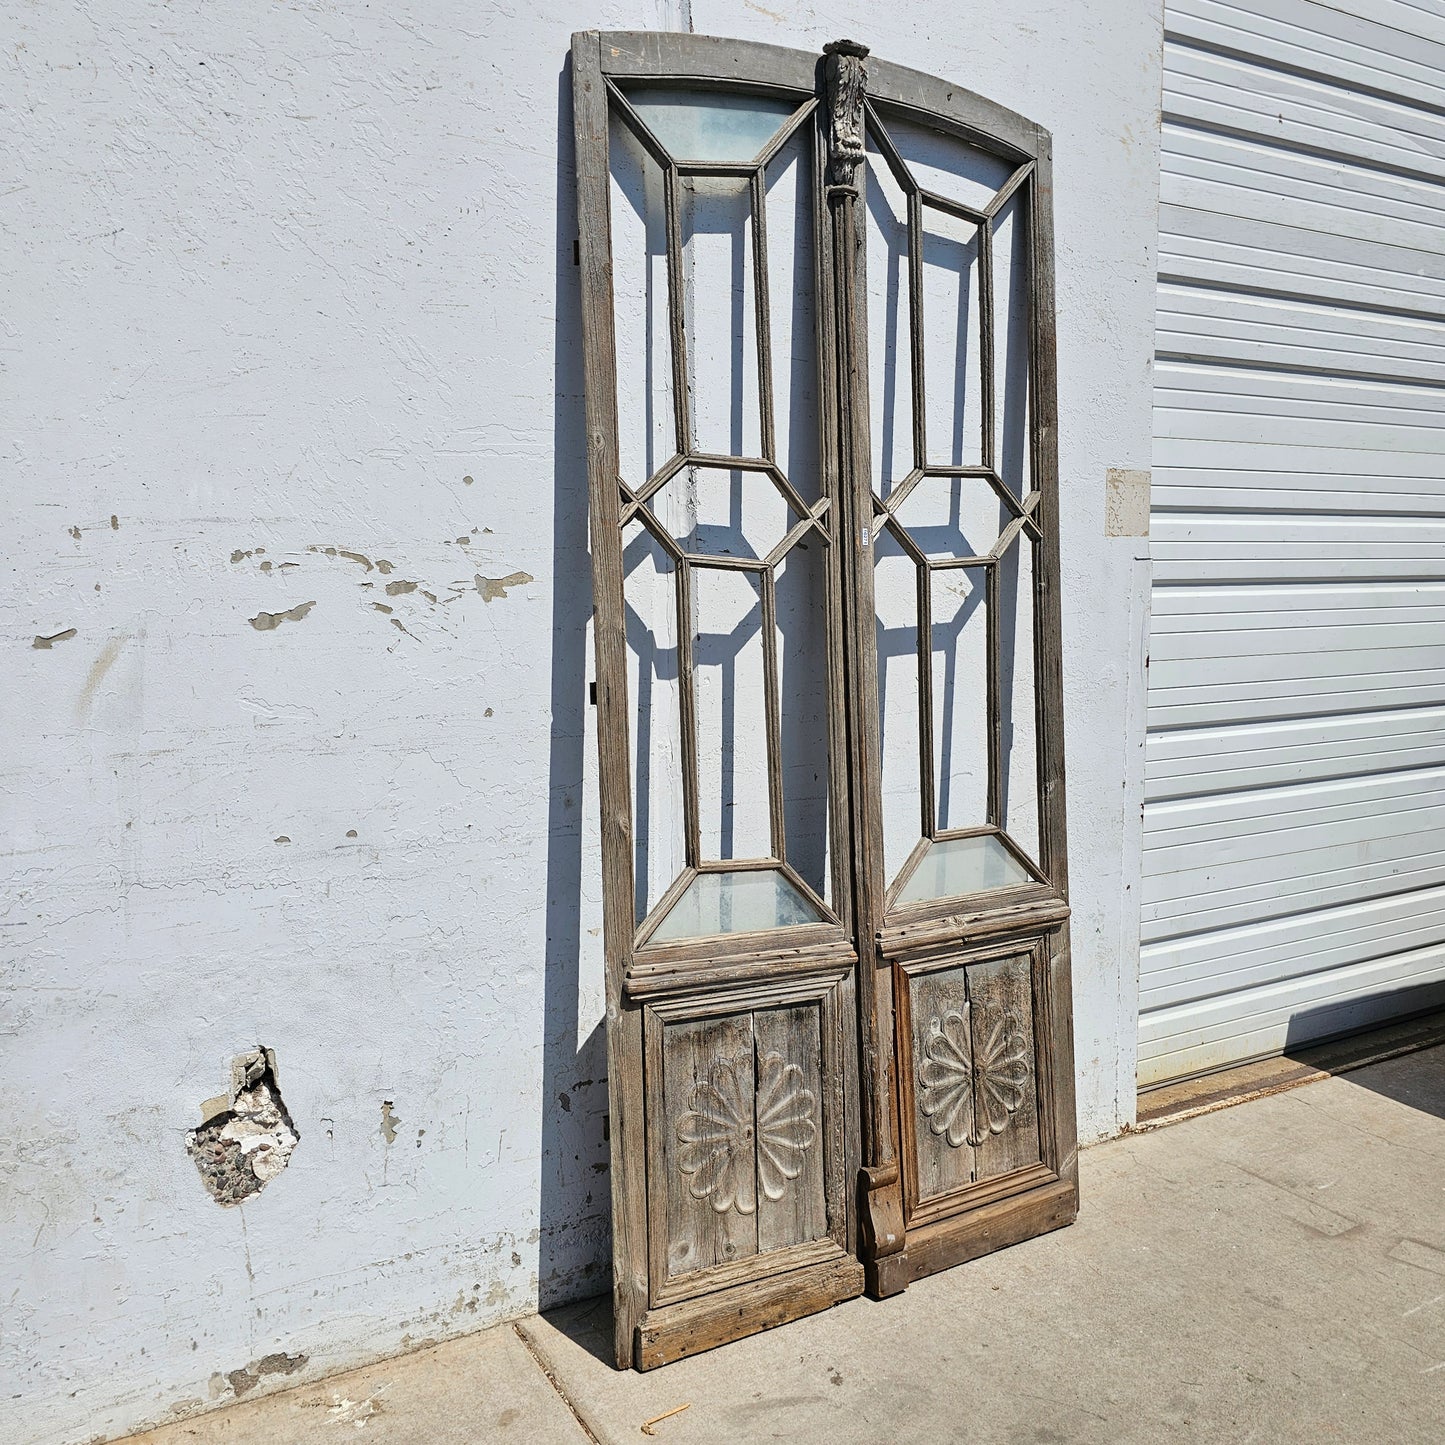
(33, 627), (78, 649)
(248, 601), (315, 631)
(475, 571), (533, 602)
(209, 1351), (309, 1401)
(186, 1048), (300, 1206)
(231, 1352), (308, 1397)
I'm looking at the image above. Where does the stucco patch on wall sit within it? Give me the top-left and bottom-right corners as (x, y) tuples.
(1105, 468), (1151, 538)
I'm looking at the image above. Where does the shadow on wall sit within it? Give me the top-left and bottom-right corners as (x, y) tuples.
(539, 56), (611, 1312)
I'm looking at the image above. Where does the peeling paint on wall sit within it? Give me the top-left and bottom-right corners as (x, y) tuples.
(308, 545), (394, 574)
(248, 601), (316, 631)
(474, 571), (533, 602)
(32, 628), (78, 649)
(209, 1352), (308, 1401)
(380, 1101), (401, 1144)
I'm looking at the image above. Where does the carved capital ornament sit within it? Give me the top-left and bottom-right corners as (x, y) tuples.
(823, 39), (869, 194)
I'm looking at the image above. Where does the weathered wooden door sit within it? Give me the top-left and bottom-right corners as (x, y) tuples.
(573, 30), (1075, 1368)
(843, 56), (1078, 1294)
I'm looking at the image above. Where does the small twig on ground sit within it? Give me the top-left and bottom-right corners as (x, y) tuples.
(641, 1402), (691, 1435)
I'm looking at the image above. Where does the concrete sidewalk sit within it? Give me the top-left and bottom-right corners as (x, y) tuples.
(125, 1046), (1445, 1444)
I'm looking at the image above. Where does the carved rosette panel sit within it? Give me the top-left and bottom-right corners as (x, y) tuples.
(918, 1003), (1031, 1149)
(677, 1051), (818, 1215)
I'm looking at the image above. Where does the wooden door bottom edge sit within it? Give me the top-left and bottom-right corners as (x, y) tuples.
(867, 1175), (1077, 1296)
(635, 1254), (865, 1369)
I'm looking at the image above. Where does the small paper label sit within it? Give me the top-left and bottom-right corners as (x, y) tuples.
(860, 526), (871, 549)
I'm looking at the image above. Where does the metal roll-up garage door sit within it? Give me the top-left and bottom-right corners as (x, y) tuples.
(1141, 0), (1445, 1085)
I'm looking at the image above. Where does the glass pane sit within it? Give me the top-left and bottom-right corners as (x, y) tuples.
(897, 833), (1031, 904)
(776, 543), (832, 906)
(647, 464), (796, 560)
(875, 521), (922, 884)
(1000, 535), (1041, 861)
(992, 188), (1032, 502)
(764, 126), (818, 493)
(932, 567), (989, 832)
(921, 206), (983, 468)
(625, 87), (795, 163)
(680, 177), (762, 458)
(624, 521), (685, 924)
(897, 474), (1010, 560)
(652, 870), (824, 942)
(694, 568), (772, 861)
(872, 109), (1016, 212)
(863, 121), (916, 499)
(609, 112), (675, 490)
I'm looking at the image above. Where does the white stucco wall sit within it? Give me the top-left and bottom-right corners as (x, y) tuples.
(1, 4), (1160, 1441)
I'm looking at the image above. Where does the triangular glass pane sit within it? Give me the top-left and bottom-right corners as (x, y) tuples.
(896, 833), (1031, 904)
(624, 86), (796, 164)
(652, 869), (823, 941)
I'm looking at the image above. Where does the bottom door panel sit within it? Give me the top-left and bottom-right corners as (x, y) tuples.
(877, 929), (1077, 1291)
(634, 969), (864, 1367)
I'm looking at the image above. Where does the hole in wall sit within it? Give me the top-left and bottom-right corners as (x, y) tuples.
(187, 1046), (300, 1206)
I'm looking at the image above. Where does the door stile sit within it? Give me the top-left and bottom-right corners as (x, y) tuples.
(570, 29), (649, 1367)
(1027, 132), (1079, 1195)
(820, 41), (908, 1280)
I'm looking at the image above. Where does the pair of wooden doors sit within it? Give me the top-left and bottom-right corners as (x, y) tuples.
(573, 30), (1077, 1369)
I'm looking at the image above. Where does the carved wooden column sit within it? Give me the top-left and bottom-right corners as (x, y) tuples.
(822, 38), (908, 1291)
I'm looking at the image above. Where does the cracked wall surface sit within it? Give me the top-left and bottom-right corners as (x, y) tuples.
(1, 2), (1160, 1442)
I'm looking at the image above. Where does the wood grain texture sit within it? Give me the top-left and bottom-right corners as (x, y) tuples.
(907, 964), (977, 1201)
(754, 1004), (829, 1253)
(871, 1174), (1076, 1295)
(856, 68), (1075, 1292)
(582, 31), (1076, 1356)
(967, 952), (1042, 1182)
(571, 31), (650, 1369)
(656, 1013), (759, 1284)
(636, 1255), (864, 1370)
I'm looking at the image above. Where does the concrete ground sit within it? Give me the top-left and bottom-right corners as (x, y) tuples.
(125, 1045), (1445, 1445)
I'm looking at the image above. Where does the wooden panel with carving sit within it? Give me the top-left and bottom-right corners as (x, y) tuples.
(642, 969), (850, 1310)
(897, 936), (1052, 1226)
(968, 952), (1041, 1182)
(660, 1012), (762, 1277)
